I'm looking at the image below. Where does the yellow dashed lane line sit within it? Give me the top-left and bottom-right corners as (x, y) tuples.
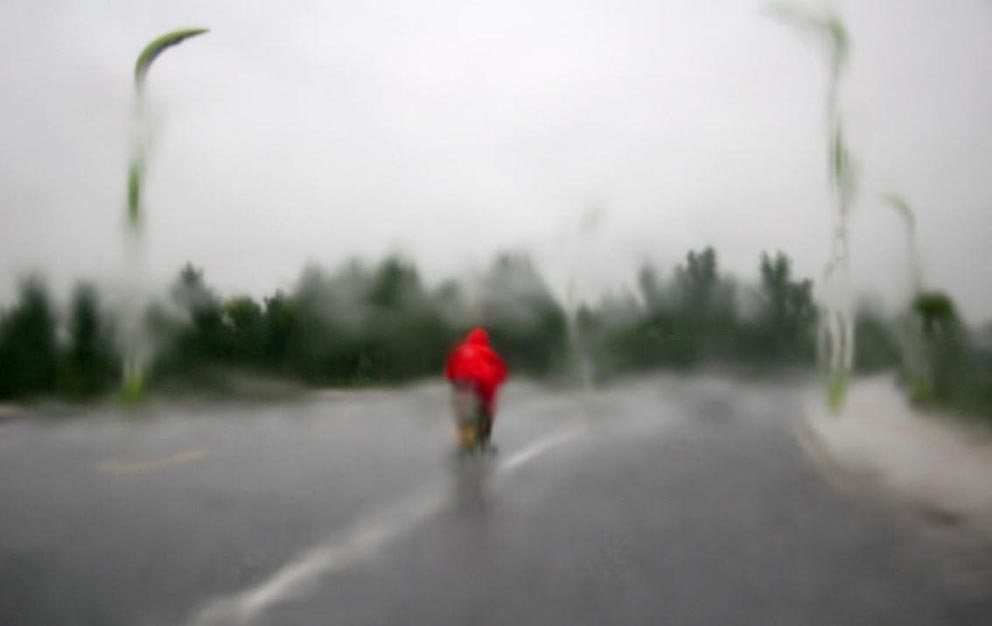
(98, 449), (208, 475)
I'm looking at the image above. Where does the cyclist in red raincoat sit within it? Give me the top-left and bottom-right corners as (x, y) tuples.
(444, 327), (507, 445)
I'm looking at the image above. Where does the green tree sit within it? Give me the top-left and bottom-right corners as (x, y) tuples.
(170, 263), (226, 361)
(637, 264), (666, 313)
(671, 247), (737, 362)
(853, 307), (900, 373)
(0, 278), (59, 398)
(910, 291), (974, 406)
(359, 257), (453, 381)
(755, 251), (816, 360)
(480, 253), (568, 375)
(61, 283), (118, 396)
(261, 291), (300, 375)
(675, 248), (719, 316)
(367, 256), (424, 310)
(223, 296), (264, 364)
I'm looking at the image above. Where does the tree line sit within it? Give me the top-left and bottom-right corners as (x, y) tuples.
(0, 247), (988, 420)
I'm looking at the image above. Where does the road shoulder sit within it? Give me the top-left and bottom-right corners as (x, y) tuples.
(799, 374), (992, 536)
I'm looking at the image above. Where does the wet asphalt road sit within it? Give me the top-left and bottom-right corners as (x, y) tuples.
(0, 374), (989, 625)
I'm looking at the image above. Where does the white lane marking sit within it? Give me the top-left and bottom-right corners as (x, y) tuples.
(189, 427), (587, 626)
(499, 426), (587, 474)
(192, 488), (443, 625)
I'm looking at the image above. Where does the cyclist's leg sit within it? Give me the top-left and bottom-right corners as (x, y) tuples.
(451, 379), (478, 447)
(477, 391), (495, 445)
(480, 408), (492, 444)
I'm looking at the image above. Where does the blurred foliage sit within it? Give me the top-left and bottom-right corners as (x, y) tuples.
(61, 284), (118, 397)
(479, 253), (568, 376)
(852, 307), (900, 373)
(913, 291), (956, 336)
(0, 278), (118, 400)
(751, 251), (817, 362)
(0, 278), (59, 398)
(0, 249), (989, 422)
(582, 248), (815, 377)
(901, 290), (991, 420)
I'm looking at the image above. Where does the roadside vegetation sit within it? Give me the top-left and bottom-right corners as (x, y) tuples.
(0, 246), (980, 421)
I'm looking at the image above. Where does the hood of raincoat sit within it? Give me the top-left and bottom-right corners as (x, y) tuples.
(465, 327), (489, 346)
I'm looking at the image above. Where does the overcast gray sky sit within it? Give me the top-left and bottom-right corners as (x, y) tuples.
(1, 0), (990, 320)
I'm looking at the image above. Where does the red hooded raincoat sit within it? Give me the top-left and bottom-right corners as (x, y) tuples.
(444, 328), (507, 414)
